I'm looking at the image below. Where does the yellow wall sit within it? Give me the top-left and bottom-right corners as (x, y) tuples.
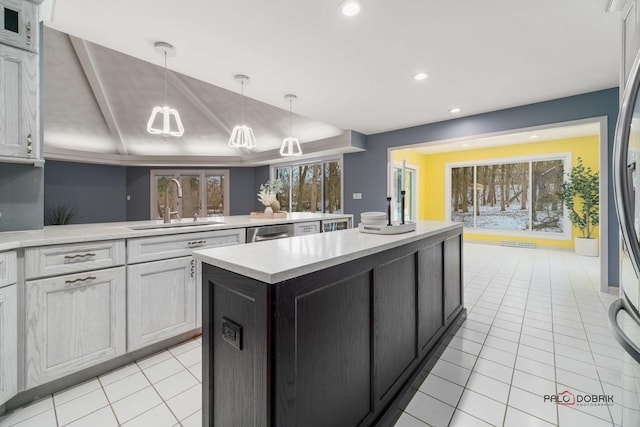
(392, 135), (599, 248)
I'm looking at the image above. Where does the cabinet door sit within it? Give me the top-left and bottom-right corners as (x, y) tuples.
(0, 43), (37, 159)
(0, 284), (16, 406)
(444, 235), (462, 322)
(127, 257), (196, 351)
(0, 0), (37, 52)
(25, 267), (126, 388)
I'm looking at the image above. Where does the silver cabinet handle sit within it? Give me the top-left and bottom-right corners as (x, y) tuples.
(188, 240), (206, 247)
(65, 276), (96, 284)
(27, 133), (32, 156)
(190, 259), (195, 278)
(64, 253), (96, 260)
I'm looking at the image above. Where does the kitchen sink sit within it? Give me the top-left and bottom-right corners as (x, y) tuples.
(129, 220), (226, 230)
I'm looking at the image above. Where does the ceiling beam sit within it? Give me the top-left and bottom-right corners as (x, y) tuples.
(68, 35), (129, 156)
(164, 71), (233, 135)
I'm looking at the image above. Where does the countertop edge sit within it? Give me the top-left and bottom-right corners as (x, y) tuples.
(193, 222), (463, 284)
(0, 214), (353, 251)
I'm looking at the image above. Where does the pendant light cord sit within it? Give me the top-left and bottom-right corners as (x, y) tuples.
(163, 51), (168, 107)
(289, 98), (293, 137)
(241, 80), (245, 126)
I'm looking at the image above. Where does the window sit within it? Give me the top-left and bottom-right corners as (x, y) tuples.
(447, 154), (569, 237)
(150, 169), (230, 219)
(274, 159), (342, 213)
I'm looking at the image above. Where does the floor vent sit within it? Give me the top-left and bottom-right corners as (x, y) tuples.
(500, 240), (535, 249)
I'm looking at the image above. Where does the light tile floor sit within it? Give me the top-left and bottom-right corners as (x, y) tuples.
(0, 243), (625, 426)
(397, 243), (623, 427)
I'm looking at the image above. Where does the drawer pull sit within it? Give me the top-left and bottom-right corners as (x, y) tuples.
(190, 259), (195, 278)
(188, 240), (206, 246)
(64, 253), (96, 260)
(65, 276), (96, 284)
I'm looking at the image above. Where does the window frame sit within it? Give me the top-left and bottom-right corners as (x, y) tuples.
(271, 156), (344, 214)
(444, 152), (572, 240)
(391, 162), (418, 222)
(149, 169), (230, 219)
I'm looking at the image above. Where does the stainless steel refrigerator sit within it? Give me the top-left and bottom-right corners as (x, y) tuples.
(611, 49), (640, 426)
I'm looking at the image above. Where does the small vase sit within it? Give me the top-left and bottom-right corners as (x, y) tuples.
(264, 206), (273, 216)
(271, 200), (281, 212)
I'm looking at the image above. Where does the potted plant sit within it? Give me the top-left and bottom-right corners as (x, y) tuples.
(559, 157), (599, 256)
(258, 178), (283, 214)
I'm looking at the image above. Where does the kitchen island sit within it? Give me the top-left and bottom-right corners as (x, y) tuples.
(193, 220), (465, 427)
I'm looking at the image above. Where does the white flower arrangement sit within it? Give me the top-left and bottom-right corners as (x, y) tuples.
(257, 179), (283, 207)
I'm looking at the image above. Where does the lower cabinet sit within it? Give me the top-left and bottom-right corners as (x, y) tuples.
(0, 284), (17, 406)
(127, 257), (196, 351)
(25, 267), (126, 388)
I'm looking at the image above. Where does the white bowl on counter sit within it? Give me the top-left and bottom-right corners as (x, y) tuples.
(361, 211), (387, 225)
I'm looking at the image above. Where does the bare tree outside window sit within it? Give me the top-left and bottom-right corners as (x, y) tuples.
(276, 160), (342, 214)
(450, 158), (567, 233)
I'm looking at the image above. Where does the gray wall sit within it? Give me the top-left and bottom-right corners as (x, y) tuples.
(0, 164), (43, 231)
(343, 88), (620, 285)
(44, 160), (126, 224)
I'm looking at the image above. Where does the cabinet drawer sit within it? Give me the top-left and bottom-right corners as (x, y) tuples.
(127, 228), (245, 264)
(0, 251), (16, 287)
(25, 267), (126, 388)
(293, 221), (321, 236)
(25, 240), (125, 279)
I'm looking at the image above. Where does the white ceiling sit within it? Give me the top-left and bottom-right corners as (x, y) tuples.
(44, 0), (621, 136)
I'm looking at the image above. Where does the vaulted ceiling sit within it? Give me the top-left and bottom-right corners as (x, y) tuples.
(43, 0), (621, 164)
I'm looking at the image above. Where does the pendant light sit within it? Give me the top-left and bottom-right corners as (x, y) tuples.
(147, 42), (184, 137)
(280, 94), (302, 156)
(228, 74), (257, 149)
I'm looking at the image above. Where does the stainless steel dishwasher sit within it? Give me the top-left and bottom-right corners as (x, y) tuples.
(246, 223), (294, 243)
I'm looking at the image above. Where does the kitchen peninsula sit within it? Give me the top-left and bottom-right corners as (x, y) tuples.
(193, 220), (465, 427)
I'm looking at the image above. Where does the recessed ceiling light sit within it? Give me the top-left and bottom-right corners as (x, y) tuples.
(414, 72), (428, 81)
(449, 107), (461, 113)
(340, 0), (362, 16)
(462, 143), (469, 147)
(529, 134), (539, 139)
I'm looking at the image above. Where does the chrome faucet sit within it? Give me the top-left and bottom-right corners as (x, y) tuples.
(164, 178), (183, 223)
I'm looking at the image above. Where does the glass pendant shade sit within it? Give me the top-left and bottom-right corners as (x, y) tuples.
(147, 42), (183, 137)
(147, 106), (184, 137)
(229, 124), (257, 148)
(280, 137), (302, 156)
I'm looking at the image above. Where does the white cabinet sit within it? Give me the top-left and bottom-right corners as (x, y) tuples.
(0, 284), (16, 406)
(127, 257), (196, 351)
(24, 267), (126, 388)
(0, 42), (38, 161)
(0, 250), (16, 287)
(0, 0), (37, 52)
(25, 240), (125, 279)
(127, 228), (245, 264)
(293, 221), (321, 236)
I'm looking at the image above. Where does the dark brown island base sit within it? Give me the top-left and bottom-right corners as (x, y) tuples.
(195, 221), (465, 426)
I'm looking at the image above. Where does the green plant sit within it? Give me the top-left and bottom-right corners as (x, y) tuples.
(559, 157), (599, 238)
(259, 178), (283, 194)
(45, 204), (77, 225)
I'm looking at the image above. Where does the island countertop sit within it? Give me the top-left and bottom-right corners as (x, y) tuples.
(193, 220), (462, 284)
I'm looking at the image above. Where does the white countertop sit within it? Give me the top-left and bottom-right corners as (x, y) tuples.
(0, 213), (352, 251)
(193, 220), (462, 284)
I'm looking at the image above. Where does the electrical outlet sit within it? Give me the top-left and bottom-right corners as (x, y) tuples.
(222, 317), (242, 350)
(352, 193), (362, 200)
(126, 195), (131, 201)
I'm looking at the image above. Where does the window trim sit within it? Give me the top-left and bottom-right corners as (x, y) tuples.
(391, 162), (418, 222)
(149, 169), (230, 219)
(271, 156), (344, 214)
(444, 152), (572, 241)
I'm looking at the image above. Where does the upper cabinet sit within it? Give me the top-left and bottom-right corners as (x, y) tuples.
(0, 0), (40, 165)
(0, 0), (37, 53)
